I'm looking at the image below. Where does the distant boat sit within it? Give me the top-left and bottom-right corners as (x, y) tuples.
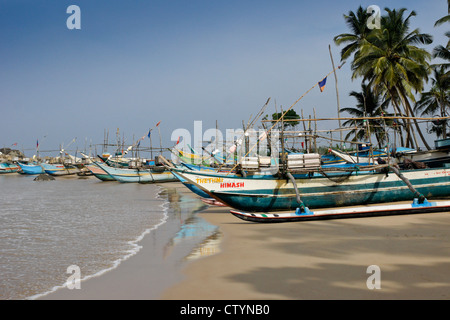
(397, 139), (450, 168)
(98, 154), (131, 168)
(41, 163), (80, 176)
(93, 161), (177, 183)
(0, 162), (19, 174)
(17, 162), (44, 175)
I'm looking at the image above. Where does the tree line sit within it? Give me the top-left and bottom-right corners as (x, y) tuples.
(334, 2), (449, 150)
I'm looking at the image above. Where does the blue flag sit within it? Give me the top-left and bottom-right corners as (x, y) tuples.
(318, 77), (327, 92)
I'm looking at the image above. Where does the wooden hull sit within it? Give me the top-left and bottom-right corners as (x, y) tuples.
(172, 167), (450, 212)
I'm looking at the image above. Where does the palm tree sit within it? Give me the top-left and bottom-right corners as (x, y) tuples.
(433, 33), (450, 71)
(333, 6), (372, 61)
(350, 8), (433, 150)
(341, 83), (390, 148)
(415, 66), (450, 138)
(434, 0), (450, 27)
(433, 1), (450, 83)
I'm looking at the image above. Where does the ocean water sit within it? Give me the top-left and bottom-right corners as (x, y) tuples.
(0, 173), (219, 300)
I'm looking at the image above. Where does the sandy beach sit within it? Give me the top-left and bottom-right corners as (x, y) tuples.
(41, 181), (450, 300)
(163, 200), (450, 300)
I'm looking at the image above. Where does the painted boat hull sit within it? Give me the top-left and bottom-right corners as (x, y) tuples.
(17, 162), (44, 175)
(230, 199), (450, 223)
(171, 170), (212, 199)
(85, 164), (115, 181)
(94, 162), (177, 183)
(171, 167), (450, 212)
(0, 163), (19, 173)
(41, 163), (80, 176)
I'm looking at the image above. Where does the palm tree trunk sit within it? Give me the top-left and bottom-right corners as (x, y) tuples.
(396, 88), (419, 149)
(440, 95), (447, 139)
(399, 90), (432, 150)
(387, 87), (407, 147)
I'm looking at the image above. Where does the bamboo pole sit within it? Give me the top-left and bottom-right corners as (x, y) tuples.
(329, 44), (342, 146)
(313, 108), (318, 153)
(261, 116), (450, 122)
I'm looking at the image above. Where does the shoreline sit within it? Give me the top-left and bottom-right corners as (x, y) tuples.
(40, 180), (450, 300)
(38, 181), (214, 300)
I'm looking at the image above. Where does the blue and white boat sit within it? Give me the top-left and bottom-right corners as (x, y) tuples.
(17, 162), (44, 175)
(170, 164), (450, 212)
(41, 163), (80, 176)
(93, 161), (177, 183)
(0, 162), (19, 174)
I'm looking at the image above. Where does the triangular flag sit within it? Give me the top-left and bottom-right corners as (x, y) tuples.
(318, 77), (327, 92)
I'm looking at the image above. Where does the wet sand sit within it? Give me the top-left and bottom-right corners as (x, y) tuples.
(42, 182), (450, 300)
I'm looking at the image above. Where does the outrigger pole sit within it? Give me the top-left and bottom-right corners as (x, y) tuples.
(389, 166), (426, 203)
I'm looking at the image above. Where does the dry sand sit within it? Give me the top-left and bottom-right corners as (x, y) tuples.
(42, 182), (450, 300)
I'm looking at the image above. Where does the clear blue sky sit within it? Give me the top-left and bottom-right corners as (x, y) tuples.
(0, 0), (448, 156)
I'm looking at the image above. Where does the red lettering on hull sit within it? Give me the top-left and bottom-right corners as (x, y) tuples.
(220, 182), (245, 188)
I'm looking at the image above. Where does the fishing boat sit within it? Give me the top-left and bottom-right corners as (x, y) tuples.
(170, 162), (450, 212)
(41, 163), (80, 176)
(329, 141), (450, 169)
(0, 162), (19, 174)
(395, 147), (450, 168)
(167, 163), (228, 206)
(98, 154), (131, 168)
(171, 169), (212, 199)
(85, 163), (116, 181)
(93, 161), (177, 183)
(173, 149), (217, 166)
(17, 162), (44, 175)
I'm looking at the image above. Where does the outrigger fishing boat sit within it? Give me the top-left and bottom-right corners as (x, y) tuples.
(93, 161), (177, 183)
(169, 62), (450, 221)
(170, 159), (450, 212)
